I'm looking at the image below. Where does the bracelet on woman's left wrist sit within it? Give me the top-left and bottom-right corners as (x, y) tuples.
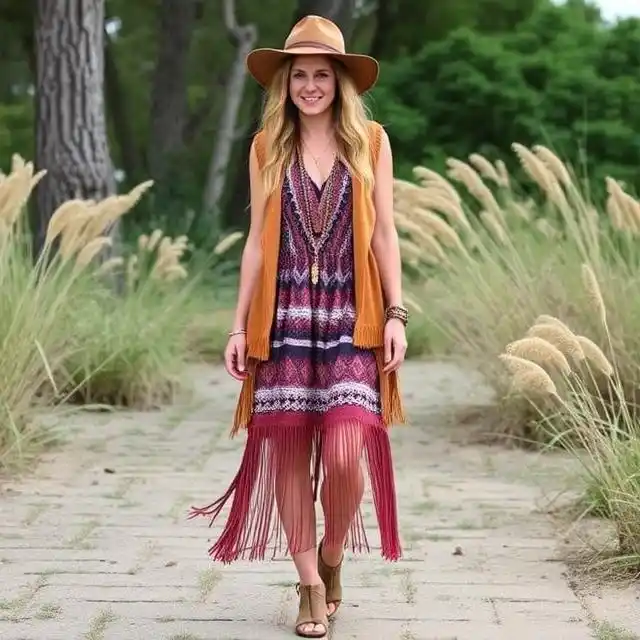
(385, 304), (409, 326)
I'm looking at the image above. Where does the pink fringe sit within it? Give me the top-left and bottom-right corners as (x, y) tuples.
(188, 417), (401, 564)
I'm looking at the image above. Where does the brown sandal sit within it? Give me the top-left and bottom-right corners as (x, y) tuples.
(295, 583), (328, 638)
(318, 539), (343, 618)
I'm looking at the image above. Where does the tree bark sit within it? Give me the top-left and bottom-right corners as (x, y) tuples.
(202, 0), (257, 222)
(146, 0), (197, 181)
(34, 0), (116, 257)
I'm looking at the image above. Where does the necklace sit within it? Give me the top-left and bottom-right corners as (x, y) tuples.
(296, 147), (338, 286)
(301, 137), (335, 190)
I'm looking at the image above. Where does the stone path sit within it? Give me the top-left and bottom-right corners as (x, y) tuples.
(0, 360), (637, 639)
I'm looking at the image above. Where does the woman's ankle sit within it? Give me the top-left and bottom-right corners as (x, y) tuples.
(320, 540), (344, 567)
(298, 573), (323, 586)
(293, 546), (323, 585)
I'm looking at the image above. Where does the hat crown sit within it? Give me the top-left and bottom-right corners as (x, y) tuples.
(284, 15), (346, 54)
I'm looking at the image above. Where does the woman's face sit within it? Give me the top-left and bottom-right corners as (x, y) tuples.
(288, 55), (337, 117)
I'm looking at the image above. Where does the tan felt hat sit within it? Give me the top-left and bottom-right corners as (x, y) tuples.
(246, 15), (379, 95)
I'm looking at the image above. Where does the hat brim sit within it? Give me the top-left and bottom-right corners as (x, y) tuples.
(246, 46), (379, 95)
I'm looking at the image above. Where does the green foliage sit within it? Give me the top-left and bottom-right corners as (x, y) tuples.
(63, 265), (200, 410)
(370, 0), (541, 58)
(0, 100), (33, 165)
(0, 0), (633, 251)
(372, 2), (640, 194)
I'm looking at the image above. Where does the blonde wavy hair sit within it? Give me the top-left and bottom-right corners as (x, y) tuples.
(259, 56), (374, 196)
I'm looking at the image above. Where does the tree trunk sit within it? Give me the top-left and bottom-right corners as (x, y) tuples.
(33, 0), (116, 257)
(146, 0), (197, 181)
(202, 0), (257, 223)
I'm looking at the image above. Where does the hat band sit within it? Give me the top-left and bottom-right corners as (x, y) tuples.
(285, 40), (344, 55)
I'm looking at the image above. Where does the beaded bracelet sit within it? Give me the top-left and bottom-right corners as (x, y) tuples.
(385, 304), (409, 326)
(228, 328), (247, 337)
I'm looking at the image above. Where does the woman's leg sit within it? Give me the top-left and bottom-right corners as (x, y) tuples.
(273, 430), (326, 635)
(319, 421), (365, 613)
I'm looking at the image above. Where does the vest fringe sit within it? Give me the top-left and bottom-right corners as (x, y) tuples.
(247, 334), (270, 361)
(353, 322), (384, 349)
(231, 360), (257, 437)
(387, 378), (406, 425)
(375, 349), (406, 427)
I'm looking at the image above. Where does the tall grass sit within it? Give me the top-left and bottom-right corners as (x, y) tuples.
(61, 230), (194, 408)
(0, 156), (153, 466)
(395, 143), (640, 435)
(393, 143), (640, 571)
(496, 274), (640, 572)
(64, 228), (245, 406)
(0, 155), (240, 471)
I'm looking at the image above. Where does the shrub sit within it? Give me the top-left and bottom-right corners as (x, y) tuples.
(495, 268), (640, 569)
(0, 153), (244, 470)
(63, 227), (243, 404)
(60, 229), (197, 408)
(393, 141), (640, 570)
(394, 141), (640, 442)
(180, 230), (244, 364)
(60, 227), (246, 407)
(0, 156), (154, 469)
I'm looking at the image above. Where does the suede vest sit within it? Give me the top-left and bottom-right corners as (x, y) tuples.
(232, 120), (405, 433)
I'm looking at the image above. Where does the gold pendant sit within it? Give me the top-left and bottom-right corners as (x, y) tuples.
(311, 261), (319, 285)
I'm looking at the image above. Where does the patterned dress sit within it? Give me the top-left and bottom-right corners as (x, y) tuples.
(251, 152), (382, 428)
(189, 151), (401, 564)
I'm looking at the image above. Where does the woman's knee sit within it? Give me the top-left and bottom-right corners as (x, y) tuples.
(324, 452), (361, 484)
(322, 434), (363, 482)
(322, 422), (364, 470)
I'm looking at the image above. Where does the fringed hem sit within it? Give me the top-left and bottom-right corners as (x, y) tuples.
(250, 406), (384, 430)
(188, 420), (402, 565)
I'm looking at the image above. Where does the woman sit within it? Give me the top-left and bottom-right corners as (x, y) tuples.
(190, 15), (408, 638)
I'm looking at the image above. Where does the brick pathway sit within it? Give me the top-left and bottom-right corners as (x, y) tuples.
(0, 361), (636, 639)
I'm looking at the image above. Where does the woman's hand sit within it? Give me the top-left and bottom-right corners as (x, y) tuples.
(382, 318), (408, 373)
(224, 332), (249, 381)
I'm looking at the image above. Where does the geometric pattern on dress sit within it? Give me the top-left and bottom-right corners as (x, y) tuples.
(253, 152), (382, 419)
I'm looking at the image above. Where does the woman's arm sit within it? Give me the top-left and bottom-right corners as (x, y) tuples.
(224, 140), (266, 380)
(231, 140), (266, 333)
(371, 128), (403, 309)
(371, 128), (407, 372)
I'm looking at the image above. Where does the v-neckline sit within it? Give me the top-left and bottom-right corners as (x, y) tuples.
(299, 149), (337, 193)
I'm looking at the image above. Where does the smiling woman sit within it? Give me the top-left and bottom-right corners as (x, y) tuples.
(290, 58), (337, 118)
(189, 15), (408, 639)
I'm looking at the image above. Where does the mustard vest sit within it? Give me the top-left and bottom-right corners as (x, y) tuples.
(232, 120), (405, 434)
